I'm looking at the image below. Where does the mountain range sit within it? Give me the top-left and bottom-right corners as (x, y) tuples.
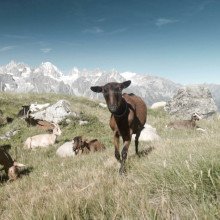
(0, 61), (219, 110)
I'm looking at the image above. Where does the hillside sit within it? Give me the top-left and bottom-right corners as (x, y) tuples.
(0, 92), (220, 219)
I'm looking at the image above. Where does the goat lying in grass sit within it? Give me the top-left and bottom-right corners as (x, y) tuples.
(24, 123), (62, 149)
(91, 80), (147, 174)
(72, 136), (105, 155)
(0, 147), (25, 181)
(166, 113), (205, 131)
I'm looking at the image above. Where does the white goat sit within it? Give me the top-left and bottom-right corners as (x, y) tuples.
(24, 123), (62, 149)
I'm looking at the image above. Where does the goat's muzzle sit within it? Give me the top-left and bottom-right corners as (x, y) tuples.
(108, 105), (118, 113)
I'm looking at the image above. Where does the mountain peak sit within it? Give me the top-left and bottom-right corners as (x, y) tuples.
(35, 62), (63, 78)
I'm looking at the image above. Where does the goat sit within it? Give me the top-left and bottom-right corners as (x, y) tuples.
(0, 147), (25, 181)
(166, 113), (203, 130)
(91, 80), (147, 174)
(24, 123), (62, 149)
(72, 136), (105, 155)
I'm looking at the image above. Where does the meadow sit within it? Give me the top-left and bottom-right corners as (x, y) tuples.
(0, 92), (220, 219)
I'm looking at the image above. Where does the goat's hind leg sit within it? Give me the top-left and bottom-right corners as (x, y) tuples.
(135, 130), (141, 157)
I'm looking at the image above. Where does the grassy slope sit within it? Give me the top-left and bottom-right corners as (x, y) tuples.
(0, 92), (220, 219)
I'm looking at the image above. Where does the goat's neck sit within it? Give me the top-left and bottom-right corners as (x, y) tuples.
(113, 98), (128, 118)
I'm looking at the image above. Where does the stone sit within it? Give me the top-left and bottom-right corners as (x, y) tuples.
(56, 141), (76, 157)
(151, 101), (166, 109)
(30, 100), (76, 124)
(132, 123), (161, 142)
(165, 85), (218, 119)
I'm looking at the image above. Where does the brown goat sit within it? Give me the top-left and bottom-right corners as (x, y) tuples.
(91, 80), (147, 174)
(0, 147), (25, 181)
(166, 113), (202, 130)
(72, 136), (105, 155)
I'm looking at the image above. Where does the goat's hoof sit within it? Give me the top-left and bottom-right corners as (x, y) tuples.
(119, 166), (127, 175)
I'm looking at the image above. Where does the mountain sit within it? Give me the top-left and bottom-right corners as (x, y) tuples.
(0, 61), (219, 109)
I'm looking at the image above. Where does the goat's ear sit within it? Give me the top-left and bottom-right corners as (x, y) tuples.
(90, 86), (103, 93)
(121, 80), (131, 89)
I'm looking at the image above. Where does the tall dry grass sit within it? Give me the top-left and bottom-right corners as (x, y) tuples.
(0, 92), (220, 219)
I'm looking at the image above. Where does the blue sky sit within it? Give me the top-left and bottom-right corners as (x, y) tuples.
(0, 0), (220, 84)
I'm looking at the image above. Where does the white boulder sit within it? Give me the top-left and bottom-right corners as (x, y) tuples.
(132, 123), (161, 142)
(56, 141), (76, 158)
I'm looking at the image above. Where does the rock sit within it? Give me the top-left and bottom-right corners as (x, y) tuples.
(29, 103), (50, 112)
(30, 100), (76, 124)
(132, 123), (161, 142)
(56, 141), (76, 157)
(0, 129), (20, 140)
(151, 101), (166, 109)
(79, 120), (89, 126)
(165, 85), (218, 119)
(99, 103), (107, 108)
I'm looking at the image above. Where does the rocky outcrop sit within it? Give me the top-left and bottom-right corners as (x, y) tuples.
(30, 100), (76, 124)
(165, 85), (218, 119)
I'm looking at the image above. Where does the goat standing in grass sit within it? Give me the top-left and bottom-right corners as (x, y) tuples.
(24, 123), (62, 149)
(91, 80), (147, 174)
(0, 147), (25, 181)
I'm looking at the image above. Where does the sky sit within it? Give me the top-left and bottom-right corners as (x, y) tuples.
(0, 0), (220, 84)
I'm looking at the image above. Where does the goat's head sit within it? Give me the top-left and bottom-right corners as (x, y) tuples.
(191, 113), (201, 121)
(90, 81), (131, 113)
(8, 162), (25, 181)
(72, 136), (87, 155)
(52, 123), (62, 136)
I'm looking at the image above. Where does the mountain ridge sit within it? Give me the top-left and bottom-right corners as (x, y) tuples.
(0, 61), (219, 109)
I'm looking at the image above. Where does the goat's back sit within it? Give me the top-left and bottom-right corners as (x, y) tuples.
(0, 148), (14, 168)
(123, 93), (147, 127)
(167, 120), (196, 129)
(88, 139), (105, 152)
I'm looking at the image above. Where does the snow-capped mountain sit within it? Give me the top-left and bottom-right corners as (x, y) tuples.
(0, 61), (219, 109)
(34, 62), (63, 79)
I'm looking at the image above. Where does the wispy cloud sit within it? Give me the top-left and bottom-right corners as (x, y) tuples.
(83, 27), (104, 34)
(3, 34), (33, 40)
(155, 18), (179, 27)
(197, 0), (214, 12)
(41, 48), (52, 53)
(0, 45), (16, 52)
(108, 27), (128, 35)
(185, 0), (215, 16)
(96, 18), (106, 22)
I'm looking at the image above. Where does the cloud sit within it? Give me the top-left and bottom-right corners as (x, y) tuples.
(3, 34), (33, 40)
(96, 18), (106, 22)
(155, 18), (179, 27)
(108, 27), (127, 35)
(41, 48), (52, 53)
(0, 46), (16, 52)
(83, 27), (104, 34)
(197, 0), (214, 12)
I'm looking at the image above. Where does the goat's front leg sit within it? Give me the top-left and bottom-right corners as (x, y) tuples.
(120, 137), (131, 175)
(114, 131), (121, 162)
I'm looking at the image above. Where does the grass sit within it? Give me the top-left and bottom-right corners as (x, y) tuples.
(0, 92), (220, 219)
